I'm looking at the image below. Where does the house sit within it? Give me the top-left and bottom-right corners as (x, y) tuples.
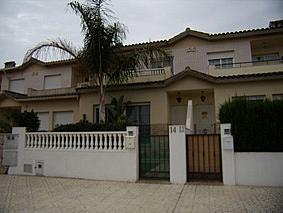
(1, 20), (283, 134)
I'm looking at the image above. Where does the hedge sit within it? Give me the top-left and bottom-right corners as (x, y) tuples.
(53, 121), (128, 132)
(219, 98), (283, 152)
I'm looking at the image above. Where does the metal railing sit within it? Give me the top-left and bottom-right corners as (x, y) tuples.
(130, 68), (166, 77)
(212, 59), (283, 69)
(27, 87), (76, 97)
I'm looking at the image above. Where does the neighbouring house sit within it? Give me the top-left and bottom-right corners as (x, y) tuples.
(1, 20), (283, 134)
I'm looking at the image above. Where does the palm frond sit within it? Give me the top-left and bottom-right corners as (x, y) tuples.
(23, 39), (78, 63)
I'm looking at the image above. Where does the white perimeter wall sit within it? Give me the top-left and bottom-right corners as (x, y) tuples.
(221, 124), (283, 187)
(235, 152), (283, 187)
(19, 150), (138, 182)
(9, 127), (139, 182)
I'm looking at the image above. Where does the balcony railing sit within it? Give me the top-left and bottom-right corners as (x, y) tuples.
(209, 59), (283, 77)
(27, 87), (77, 97)
(128, 67), (172, 83)
(76, 67), (173, 87)
(130, 68), (166, 77)
(211, 59), (283, 70)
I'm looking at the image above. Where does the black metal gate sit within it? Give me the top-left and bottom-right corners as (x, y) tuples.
(186, 134), (222, 181)
(139, 126), (170, 180)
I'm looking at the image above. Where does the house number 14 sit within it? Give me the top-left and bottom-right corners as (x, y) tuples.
(169, 126), (185, 133)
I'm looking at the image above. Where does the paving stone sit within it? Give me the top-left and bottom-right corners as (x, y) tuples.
(0, 175), (282, 213)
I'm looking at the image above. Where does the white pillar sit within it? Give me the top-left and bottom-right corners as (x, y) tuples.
(126, 126), (139, 182)
(220, 123), (236, 185)
(169, 125), (186, 184)
(8, 127), (26, 175)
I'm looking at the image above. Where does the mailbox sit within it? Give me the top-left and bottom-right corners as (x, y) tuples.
(125, 129), (136, 150)
(222, 126), (234, 150)
(223, 136), (233, 150)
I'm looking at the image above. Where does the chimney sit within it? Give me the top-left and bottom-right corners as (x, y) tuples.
(4, 61), (16, 68)
(269, 20), (283, 29)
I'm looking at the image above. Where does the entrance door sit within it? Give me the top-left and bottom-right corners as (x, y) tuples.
(170, 105), (187, 125)
(196, 105), (214, 134)
(186, 134), (222, 181)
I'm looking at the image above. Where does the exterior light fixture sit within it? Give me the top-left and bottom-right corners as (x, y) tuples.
(200, 91), (206, 102)
(176, 92), (182, 103)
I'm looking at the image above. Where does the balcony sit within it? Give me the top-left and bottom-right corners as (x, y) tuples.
(76, 66), (173, 88)
(208, 59), (283, 77)
(27, 87), (77, 97)
(127, 66), (173, 83)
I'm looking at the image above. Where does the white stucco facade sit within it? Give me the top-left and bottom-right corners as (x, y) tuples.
(1, 64), (73, 94)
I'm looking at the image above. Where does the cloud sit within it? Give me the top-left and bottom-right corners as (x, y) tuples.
(0, 0), (282, 67)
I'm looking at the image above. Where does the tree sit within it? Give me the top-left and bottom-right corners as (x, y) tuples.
(108, 96), (130, 124)
(24, 0), (167, 123)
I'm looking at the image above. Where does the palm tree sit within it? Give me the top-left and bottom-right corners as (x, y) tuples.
(24, 0), (167, 122)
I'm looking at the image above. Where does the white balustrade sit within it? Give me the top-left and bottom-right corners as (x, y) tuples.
(25, 131), (127, 151)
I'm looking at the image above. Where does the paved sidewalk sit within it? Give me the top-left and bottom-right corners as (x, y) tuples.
(0, 175), (282, 213)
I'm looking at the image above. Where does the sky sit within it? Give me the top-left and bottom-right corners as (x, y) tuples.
(0, 0), (282, 68)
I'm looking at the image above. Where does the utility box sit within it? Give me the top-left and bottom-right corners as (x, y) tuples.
(35, 161), (44, 176)
(2, 134), (18, 166)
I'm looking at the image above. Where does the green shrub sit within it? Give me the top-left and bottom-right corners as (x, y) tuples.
(53, 120), (129, 132)
(219, 98), (283, 152)
(0, 110), (39, 132)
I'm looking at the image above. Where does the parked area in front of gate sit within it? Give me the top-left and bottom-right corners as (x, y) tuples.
(1, 175), (283, 213)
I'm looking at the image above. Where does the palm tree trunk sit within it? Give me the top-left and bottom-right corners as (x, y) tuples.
(99, 83), (106, 123)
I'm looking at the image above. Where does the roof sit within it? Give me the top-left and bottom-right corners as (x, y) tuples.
(123, 24), (283, 49)
(0, 57), (76, 73)
(0, 90), (78, 102)
(77, 68), (283, 93)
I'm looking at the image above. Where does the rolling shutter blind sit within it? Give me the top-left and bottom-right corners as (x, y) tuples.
(44, 75), (61, 89)
(37, 112), (49, 131)
(9, 79), (25, 93)
(53, 111), (73, 128)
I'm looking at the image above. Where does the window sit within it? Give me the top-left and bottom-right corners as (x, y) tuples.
(126, 104), (150, 135)
(37, 112), (49, 131)
(232, 95), (265, 101)
(44, 74), (61, 89)
(53, 111), (73, 128)
(272, 94), (283, 101)
(252, 53), (280, 62)
(208, 57), (233, 68)
(246, 95), (265, 101)
(126, 104), (150, 125)
(9, 79), (25, 93)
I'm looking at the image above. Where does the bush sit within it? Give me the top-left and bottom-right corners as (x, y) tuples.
(53, 120), (129, 132)
(0, 110), (39, 132)
(219, 98), (283, 152)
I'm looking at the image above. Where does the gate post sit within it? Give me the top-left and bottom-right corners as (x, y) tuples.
(8, 127), (26, 175)
(220, 124), (236, 185)
(169, 125), (186, 184)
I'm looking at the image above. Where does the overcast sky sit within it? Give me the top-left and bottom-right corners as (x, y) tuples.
(0, 0), (282, 68)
